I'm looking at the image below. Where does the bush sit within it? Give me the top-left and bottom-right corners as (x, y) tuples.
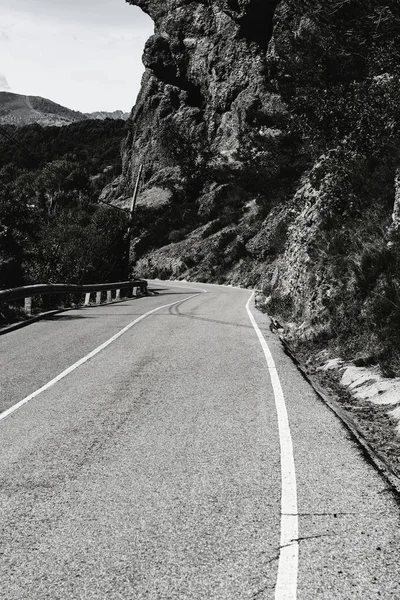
(0, 120), (128, 288)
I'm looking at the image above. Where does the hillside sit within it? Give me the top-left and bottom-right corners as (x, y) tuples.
(0, 92), (129, 127)
(0, 119), (129, 291)
(107, 0), (400, 375)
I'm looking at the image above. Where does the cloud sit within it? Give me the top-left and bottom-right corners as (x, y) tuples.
(0, 73), (11, 91)
(0, 2), (153, 112)
(0, 0), (152, 28)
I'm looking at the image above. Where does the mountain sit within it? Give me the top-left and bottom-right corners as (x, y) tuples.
(86, 110), (130, 121)
(0, 92), (83, 127)
(108, 0), (400, 375)
(0, 92), (130, 127)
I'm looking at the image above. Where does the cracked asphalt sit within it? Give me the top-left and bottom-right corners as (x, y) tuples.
(1, 281), (400, 599)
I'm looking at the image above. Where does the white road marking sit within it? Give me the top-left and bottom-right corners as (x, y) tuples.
(246, 292), (299, 600)
(0, 293), (202, 424)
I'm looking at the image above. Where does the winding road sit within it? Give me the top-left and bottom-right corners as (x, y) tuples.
(1, 281), (400, 599)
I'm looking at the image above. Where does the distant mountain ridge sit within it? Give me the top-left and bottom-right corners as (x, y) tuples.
(88, 110), (129, 121)
(0, 92), (130, 127)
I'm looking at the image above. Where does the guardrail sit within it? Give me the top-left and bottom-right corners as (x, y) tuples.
(0, 279), (148, 316)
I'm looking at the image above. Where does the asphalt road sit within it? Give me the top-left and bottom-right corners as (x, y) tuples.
(1, 281), (400, 599)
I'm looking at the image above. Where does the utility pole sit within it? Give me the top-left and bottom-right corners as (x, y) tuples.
(126, 164), (143, 276)
(128, 164), (143, 240)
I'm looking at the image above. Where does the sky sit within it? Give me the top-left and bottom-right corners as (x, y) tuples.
(0, 0), (154, 112)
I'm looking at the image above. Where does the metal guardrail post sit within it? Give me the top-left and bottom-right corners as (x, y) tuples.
(0, 280), (148, 320)
(24, 297), (32, 315)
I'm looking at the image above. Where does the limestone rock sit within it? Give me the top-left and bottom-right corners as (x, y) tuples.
(122, 0), (284, 196)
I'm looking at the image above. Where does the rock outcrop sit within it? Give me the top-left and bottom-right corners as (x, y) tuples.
(115, 0), (400, 373)
(120, 0), (283, 187)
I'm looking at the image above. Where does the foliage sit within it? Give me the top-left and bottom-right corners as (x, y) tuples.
(326, 230), (400, 375)
(0, 119), (126, 175)
(0, 119), (129, 289)
(263, 0), (400, 373)
(274, 0), (400, 156)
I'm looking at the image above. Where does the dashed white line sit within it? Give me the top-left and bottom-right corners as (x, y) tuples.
(246, 292), (299, 600)
(0, 293), (202, 424)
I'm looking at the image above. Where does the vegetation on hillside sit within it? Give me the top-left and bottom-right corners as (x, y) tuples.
(270, 0), (400, 374)
(0, 119), (129, 295)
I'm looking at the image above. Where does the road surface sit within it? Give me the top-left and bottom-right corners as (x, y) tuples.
(1, 281), (400, 599)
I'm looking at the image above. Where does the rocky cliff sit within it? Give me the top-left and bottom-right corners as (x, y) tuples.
(114, 0), (400, 374)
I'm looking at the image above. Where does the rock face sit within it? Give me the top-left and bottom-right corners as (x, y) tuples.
(117, 0), (400, 373)
(121, 0), (282, 188)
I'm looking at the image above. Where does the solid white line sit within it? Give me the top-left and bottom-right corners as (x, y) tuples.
(0, 293), (202, 424)
(246, 292), (299, 600)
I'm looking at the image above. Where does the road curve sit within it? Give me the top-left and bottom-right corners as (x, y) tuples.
(0, 281), (399, 599)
